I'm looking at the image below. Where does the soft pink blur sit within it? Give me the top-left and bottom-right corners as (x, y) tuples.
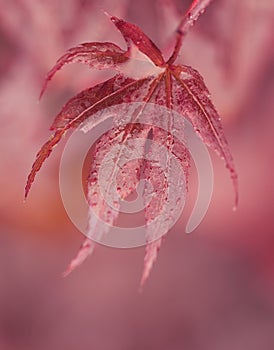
(0, 0), (274, 349)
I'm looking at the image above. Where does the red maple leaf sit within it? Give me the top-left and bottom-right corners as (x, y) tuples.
(25, 0), (238, 286)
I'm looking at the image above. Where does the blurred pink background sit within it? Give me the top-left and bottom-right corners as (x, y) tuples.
(0, 0), (274, 349)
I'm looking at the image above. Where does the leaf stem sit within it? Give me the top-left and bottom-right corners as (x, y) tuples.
(167, 0), (213, 65)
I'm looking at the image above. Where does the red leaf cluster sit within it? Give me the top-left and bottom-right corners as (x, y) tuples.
(25, 0), (238, 285)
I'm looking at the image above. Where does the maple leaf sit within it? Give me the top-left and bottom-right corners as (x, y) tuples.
(25, 0), (238, 285)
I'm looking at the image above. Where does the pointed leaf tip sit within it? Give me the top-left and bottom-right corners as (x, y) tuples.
(63, 239), (95, 276)
(110, 15), (165, 67)
(232, 174), (239, 210)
